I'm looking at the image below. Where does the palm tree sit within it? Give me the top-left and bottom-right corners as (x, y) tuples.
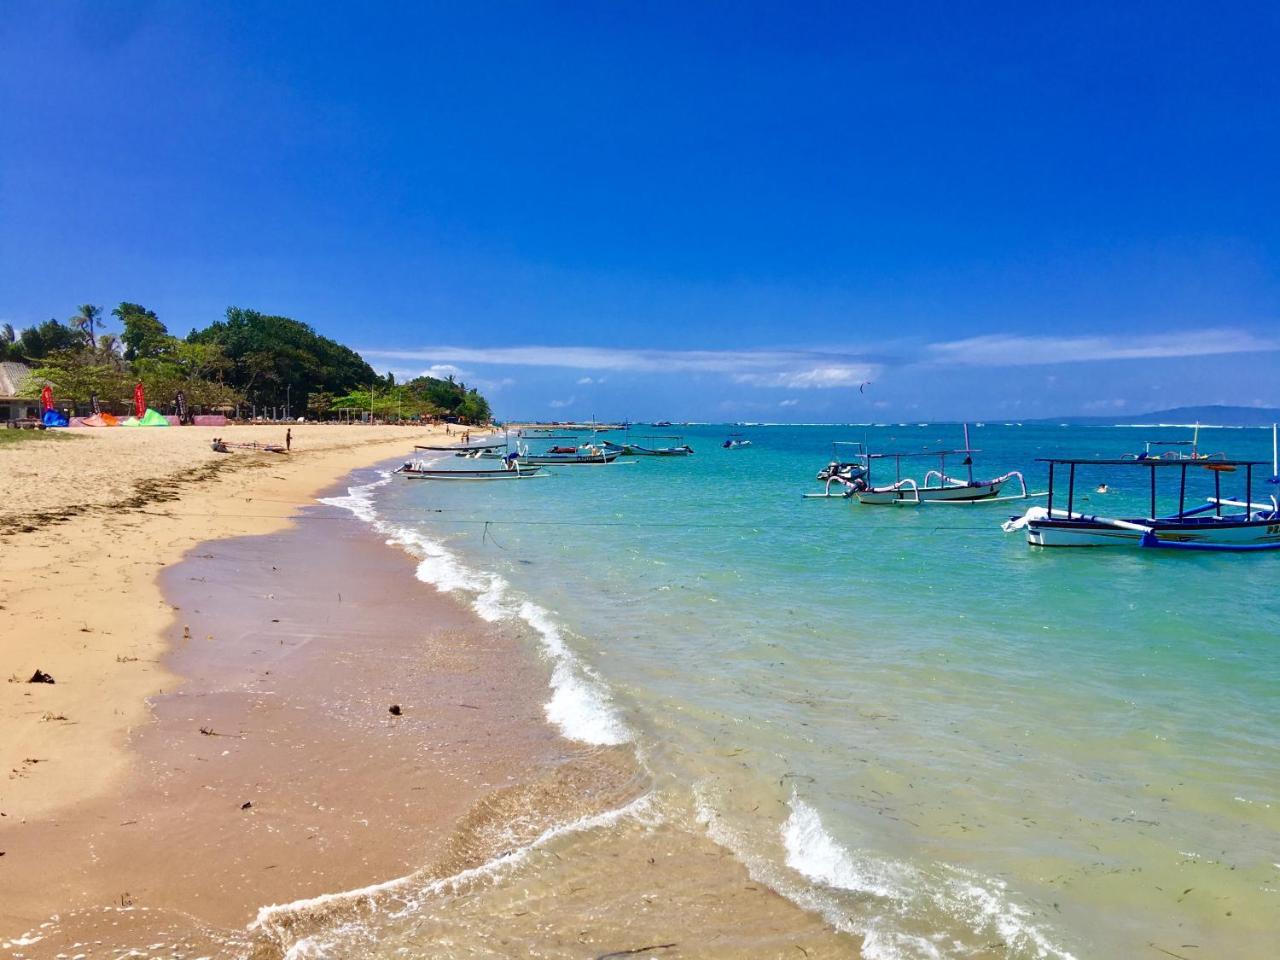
(71, 304), (103, 348)
(98, 334), (125, 369)
(0, 323), (14, 344)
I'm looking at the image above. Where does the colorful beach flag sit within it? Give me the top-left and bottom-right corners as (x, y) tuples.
(40, 384), (53, 411)
(133, 382), (146, 418)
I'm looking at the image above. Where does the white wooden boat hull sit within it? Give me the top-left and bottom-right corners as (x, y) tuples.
(520, 450), (623, 465)
(857, 478), (1007, 505)
(1026, 517), (1280, 548)
(397, 469), (542, 480)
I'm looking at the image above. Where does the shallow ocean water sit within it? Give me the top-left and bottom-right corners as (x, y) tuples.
(332, 423), (1279, 959)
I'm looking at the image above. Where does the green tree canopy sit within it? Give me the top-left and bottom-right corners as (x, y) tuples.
(12, 319), (83, 361)
(114, 302), (169, 361)
(401, 374), (491, 422)
(188, 307), (378, 411)
(21, 348), (131, 406)
(6, 302), (492, 421)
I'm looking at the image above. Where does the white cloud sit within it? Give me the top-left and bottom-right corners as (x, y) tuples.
(576, 376), (606, 385)
(926, 329), (1279, 367)
(779, 398), (799, 407)
(548, 396), (575, 409)
(733, 364), (876, 389)
(423, 363), (466, 380)
(362, 344), (881, 389)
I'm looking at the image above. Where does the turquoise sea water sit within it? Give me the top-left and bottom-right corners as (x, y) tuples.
(334, 424), (1279, 959)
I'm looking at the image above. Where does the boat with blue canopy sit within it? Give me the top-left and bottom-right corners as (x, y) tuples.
(1003, 427), (1280, 551)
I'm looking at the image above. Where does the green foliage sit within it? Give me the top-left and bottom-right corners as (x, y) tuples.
(0, 429), (79, 446)
(15, 305), (244, 413)
(319, 377), (491, 423)
(455, 388), (491, 424)
(326, 386), (443, 421)
(21, 348), (132, 406)
(8, 302), (492, 421)
(188, 307), (378, 410)
(11, 319), (83, 361)
(114, 302), (169, 361)
(393, 375), (492, 423)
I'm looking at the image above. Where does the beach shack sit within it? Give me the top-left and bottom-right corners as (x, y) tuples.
(0, 361), (39, 423)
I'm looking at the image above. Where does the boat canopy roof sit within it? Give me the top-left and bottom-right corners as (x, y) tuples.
(1037, 457), (1267, 467)
(865, 447), (978, 460)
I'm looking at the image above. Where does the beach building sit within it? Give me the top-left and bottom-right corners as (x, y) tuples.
(0, 361), (39, 423)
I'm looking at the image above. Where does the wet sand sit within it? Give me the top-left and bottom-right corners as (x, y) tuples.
(3, 470), (858, 958)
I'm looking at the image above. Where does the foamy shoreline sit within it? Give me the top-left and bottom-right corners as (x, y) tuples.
(2, 430), (859, 959)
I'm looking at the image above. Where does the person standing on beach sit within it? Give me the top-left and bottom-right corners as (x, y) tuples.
(286, 427), (292, 451)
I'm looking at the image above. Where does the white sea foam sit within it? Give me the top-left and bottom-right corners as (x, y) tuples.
(694, 782), (1076, 960)
(782, 796), (901, 899)
(254, 793), (656, 956)
(780, 794), (1077, 960)
(317, 472), (630, 747)
(518, 600), (629, 746)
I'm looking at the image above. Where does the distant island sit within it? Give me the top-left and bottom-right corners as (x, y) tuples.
(1033, 405), (1280, 428)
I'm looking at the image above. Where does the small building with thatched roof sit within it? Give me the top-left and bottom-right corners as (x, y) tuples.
(0, 361), (39, 422)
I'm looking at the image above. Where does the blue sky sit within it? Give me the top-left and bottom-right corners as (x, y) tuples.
(2, 2), (1277, 420)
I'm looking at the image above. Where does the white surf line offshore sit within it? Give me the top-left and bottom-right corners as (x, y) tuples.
(318, 471), (629, 747)
(250, 792), (657, 952)
(694, 784), (1078, 960)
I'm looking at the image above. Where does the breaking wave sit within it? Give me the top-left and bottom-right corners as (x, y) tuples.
(318, 472), (629, 747)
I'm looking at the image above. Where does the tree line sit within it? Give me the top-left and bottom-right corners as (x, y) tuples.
(0, 304), (491, 423)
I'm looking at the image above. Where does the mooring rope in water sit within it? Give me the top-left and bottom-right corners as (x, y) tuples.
(127, 506), (999, 534)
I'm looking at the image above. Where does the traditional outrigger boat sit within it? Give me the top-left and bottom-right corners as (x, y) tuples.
(1004, 434), (1280, 551)
(520, 446), (623, 465)
(1120, 425), (1224, 462)
(804, 442), (871, 499)
(602, 436), (694, 457)
(394, 455), (543, 480)
(850, 426), (1036, 506)
(414, 437), (508, 452)
(798, 445), (870, 499)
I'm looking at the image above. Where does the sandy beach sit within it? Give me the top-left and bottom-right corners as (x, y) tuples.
(1, 426), (856, 959)
(1, 424), (449, 826)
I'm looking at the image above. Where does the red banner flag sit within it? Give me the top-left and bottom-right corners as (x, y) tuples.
(40, 384), (53, 411)
(134, 382), (146, 418)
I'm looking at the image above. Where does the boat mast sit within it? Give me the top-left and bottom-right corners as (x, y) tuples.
(963, 422), (974, 484)
(1271, 423), (1278, 485)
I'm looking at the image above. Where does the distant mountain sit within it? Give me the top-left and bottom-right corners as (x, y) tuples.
(1035, 405), (1280, 427)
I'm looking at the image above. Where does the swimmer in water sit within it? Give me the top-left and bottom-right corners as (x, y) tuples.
(1096, 483), (1109, 494)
